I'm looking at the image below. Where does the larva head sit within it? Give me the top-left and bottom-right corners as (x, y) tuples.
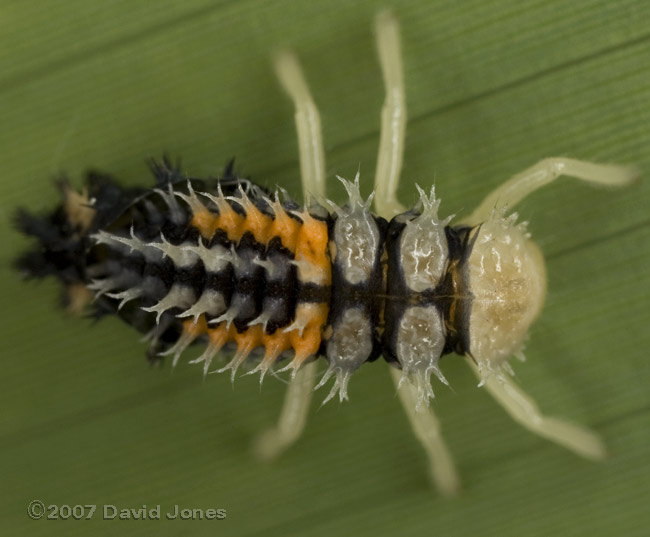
(13, 180), (103, 313)
(465, 211), (547, 379)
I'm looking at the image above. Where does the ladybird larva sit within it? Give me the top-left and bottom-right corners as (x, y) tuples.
(14, 11), (638, 496)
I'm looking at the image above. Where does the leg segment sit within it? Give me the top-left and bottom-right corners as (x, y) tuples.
(373, 10), (407, 218)
(254, 51), (328, 459)
(375, 11), (459, 494)
(375, 12), (459, 494)
(253, 361), (318, 460)
(467, 359), (606, 460)
(273, 50), (326, 200)
(390, 368), (461, 496)
(464, 157), (639, 226)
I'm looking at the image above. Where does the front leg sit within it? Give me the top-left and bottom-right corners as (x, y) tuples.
(253, 49), (327, 460)
(253, 362), (318, 460)
(273, 50), (327, 201)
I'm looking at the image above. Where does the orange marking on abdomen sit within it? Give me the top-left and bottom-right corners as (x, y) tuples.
(294, 211), (331, 285)
(191, 210), (220, 239)
(268, 202), (301, 252)
(241, 203), (273, 245)
(182, 315), (208, 337)
(288, 302), (329, 363)
(207, 323), (236, 348)
(216, 204), (245, 242)
(233, 325), (264, 356)
(261, 330), (292, 362)
(190, 200), (245, 242)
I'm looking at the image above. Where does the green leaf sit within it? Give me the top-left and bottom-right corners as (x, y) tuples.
(1, 1), (648, 535)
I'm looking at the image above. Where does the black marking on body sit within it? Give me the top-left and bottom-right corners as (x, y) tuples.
(381, 219), (477, 365)
(14, 159), (481, 371)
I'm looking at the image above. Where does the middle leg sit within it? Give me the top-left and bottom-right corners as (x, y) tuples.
(390, 368), (461, 496)
(373, 10), (407, 218)
(374, 11), (460, 494)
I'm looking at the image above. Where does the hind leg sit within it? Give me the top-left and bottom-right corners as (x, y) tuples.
(461, 157), (636, 455)
(253, 50), (326, 460)
(467, 359), (606, 460)
(464, 157), (638, 226)
(373, 10), (407, 218)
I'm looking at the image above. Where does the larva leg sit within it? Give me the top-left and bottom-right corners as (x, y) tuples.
(390, 368), (461, 496)
(373, 10), (407, 219)
(254, 50), (327, 459)
(253, 360), (318, 460)
(464, 157), (638, 226)
(467, 359), (606, 460)
(376, 10), (459, 494)
(273, 50), (326, 200)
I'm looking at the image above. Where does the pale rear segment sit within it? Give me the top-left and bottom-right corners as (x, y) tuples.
(465, 213), (547, 380)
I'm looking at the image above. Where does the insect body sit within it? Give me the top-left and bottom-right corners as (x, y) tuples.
(14, 12), (637, 495)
